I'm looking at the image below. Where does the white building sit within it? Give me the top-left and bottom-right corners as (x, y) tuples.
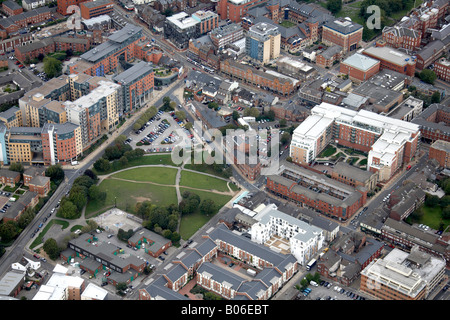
(81, 283), (108, 300)
(250, 205), (324, 265)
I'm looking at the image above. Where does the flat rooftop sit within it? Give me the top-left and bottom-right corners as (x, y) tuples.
(364, 46), (414, 67)
(342, 53), (379, 71)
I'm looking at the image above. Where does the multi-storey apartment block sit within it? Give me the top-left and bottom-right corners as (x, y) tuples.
(250, 205), (324, 265)
(245, 22), (280, 63)
(79, 0), (113, 19)
(360, 247), (446, 300)
(113, 61), (154, 114)
(64, 80), (121, 148)
(266, 163), (367, 221)
(321, 18), (363, 54)
(429, 140), (450, 168)
(382, 26), (421, 51)
(434, 58), (450, 82)
(290, 103), (420, 181)
(209, 23), (244, 50)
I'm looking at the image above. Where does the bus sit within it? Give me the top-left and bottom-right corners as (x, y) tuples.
(306, 258), (317, 271)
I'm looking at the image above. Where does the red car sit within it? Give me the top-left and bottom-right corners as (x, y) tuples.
(15, 61), (20, 65)
(33, 254), (40, 259)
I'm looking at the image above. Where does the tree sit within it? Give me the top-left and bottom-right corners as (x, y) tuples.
(9, 162), (24, 173)
(17, 207), (35, 229)
(326, 0), (342, 14)
(73, 175), (95, 189)
(88, 185), (106, 203)
(443, 206), (450, 220)
(58, 200), (79, 219)
(43, 56), (62, 78)
(0, 221), (18, 242)
(279, 119), (287, 127)
(184, 122), (193, 130)
(175, 111), (186, 121)
(83, 169), (97, 181)
(232, 111), (240, 121)
(280, 132), (291, 145)
(200, 199), (216, 216)
(431, 91), (441, 103)
(243, 107), (260, 118)
(94, 158), (111, 172)
(45, 164), (65, 182)
(419, 69), (437, 84)
(43, 238), (60, 260)
(119, 156), (128, 166)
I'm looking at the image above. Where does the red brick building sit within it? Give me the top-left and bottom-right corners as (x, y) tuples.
(266, 165), (367, 221)
(80, 0), (114, 19)
(0, 7), (52, 35)
(28, 175), (51, 196)
(217, 0), (270, 22)
(15, 37), (91, 62)
(382, 26), (421, 51)
(429, 140), (450, 168)
(340, 53), (380, 83)
(434, 58), (450, 83)
(322, 18), (363, 54)
(2, 1), (23, 16)
(57, 0), (88, 15)
(363, 44), (416, 77)
(0, 169), (20, 187)
(0, 33), (33, 53)
(220, 59), (299, 97)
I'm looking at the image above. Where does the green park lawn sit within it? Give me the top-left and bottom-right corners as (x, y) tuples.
(85, 178), (178, 217)
(406, 205), (450, 231)
(180, 171), (231, 192)
(178, 188), (233, 240)
(93, 154), (180, 175)
(111, 167), (178, 185)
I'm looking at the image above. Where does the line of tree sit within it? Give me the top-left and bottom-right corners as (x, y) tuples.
(132, 105), (158, 132)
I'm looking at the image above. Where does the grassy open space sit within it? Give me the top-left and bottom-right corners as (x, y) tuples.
(279, 20), (297, 28)
(111, 167), (178, 185)
(93, 154), (180, 176)
(406, 204), (450, 230)
(180, 171), (231, 192)
(85, 178), (178, 216)
(318, 146), (336, 158)
(178, 188), (233, 240)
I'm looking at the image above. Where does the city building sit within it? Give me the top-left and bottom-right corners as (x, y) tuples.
(266, 163), (367, 221)
(362, 45), (416, 77)
(381, 26), (421, 51)
(127, 228), (172, 258)
(387, 182), (426, 221)
(79, 23), (145, 77)
(250, 205), (324, 265)
(0, 106), (22, 129)
(339, 53), (380, 83)
(316, 45), (343, 68)
(276, 56), (316, 80)
(64, 80), (121, 148)
(191, 10), (218, 35)
(216, 0), (271, 22)
(331, 162), (378, 192)
(0, 6), (52, 35)
(113, 61), (154, 114)
(209, 23), (244, 50)
(386, 97), (423, 122)
(220, 59), (299, 96)
(164, 12), (200, 50)
(245, 22), (280, 63)
(289, 103), (420, 181)
(381, 218), (449, 266)
(2, 1), (24, 16)
(434, 58), (450, 83)
(321, 18), (363, 54)
(57, 0), (89, 15)
(412, 103), (450, 143)
(360, 247), (446, 300)
(429, 140), (450, 168)
(79, 0), (114, 19)
(0, 168), (20, 187)
(318, 232), (384, 286)
(22, 0), (51, 10)
(41, 122), (82, 165)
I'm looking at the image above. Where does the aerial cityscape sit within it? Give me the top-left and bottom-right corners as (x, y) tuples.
(0, 0), (448, 305)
